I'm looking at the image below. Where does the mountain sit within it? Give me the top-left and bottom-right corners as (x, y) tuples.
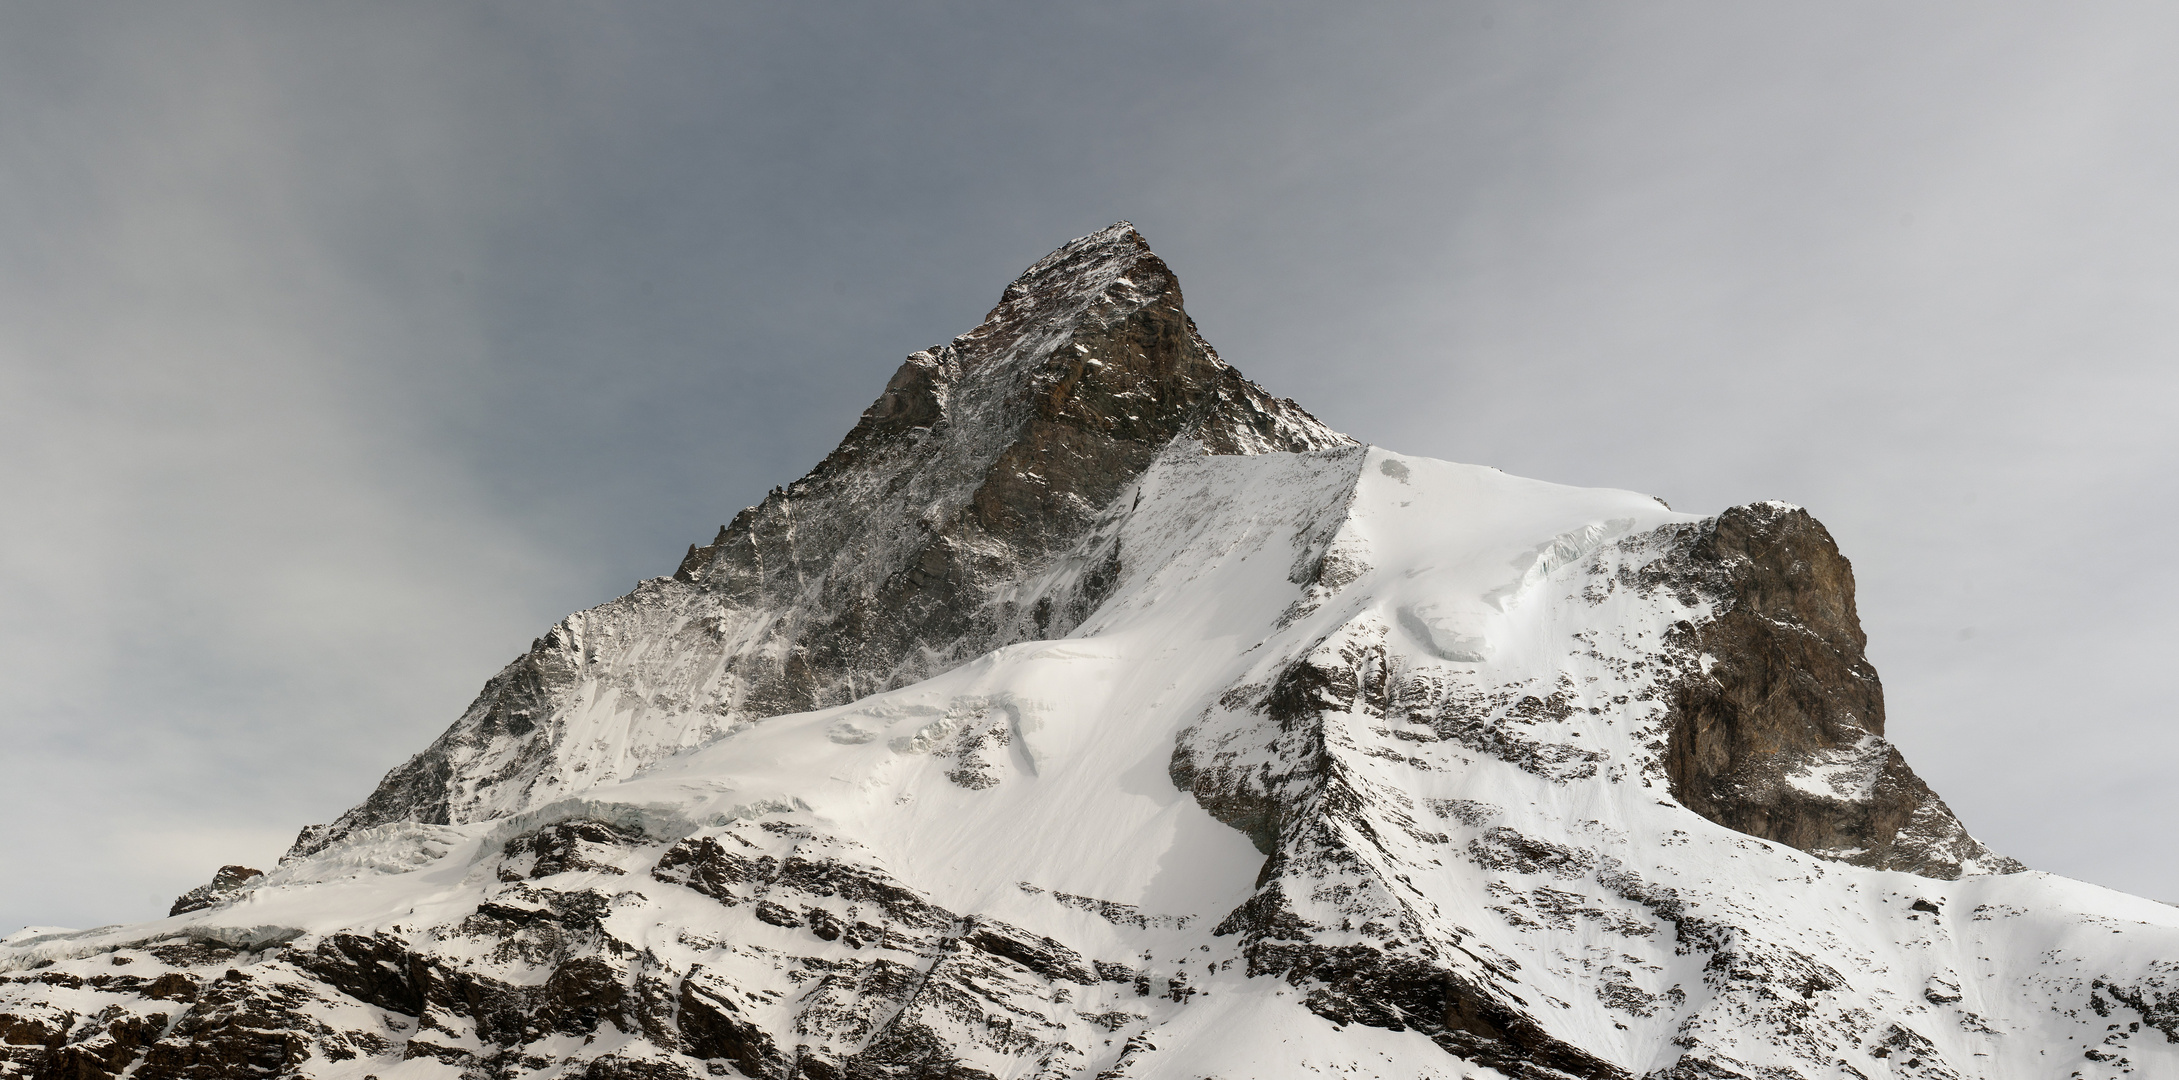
(290, 223), (1350, 858)
(5, 224), (2173, 1080)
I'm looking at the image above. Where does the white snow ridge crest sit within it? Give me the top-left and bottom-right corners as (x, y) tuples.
(6, 225), (2175, 1080)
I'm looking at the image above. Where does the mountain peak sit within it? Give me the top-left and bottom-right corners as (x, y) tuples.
(988, 219), (1155, 311)
(9, 227), (2165, 1080)
(291, 223), (1351, 855)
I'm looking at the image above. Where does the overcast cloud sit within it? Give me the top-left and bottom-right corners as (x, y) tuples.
(3, 2), (2175, 931)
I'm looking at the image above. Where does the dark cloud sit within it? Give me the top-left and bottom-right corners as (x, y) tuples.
(4, 2), (2174, 929)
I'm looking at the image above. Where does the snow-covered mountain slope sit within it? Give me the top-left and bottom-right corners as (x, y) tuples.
(290, 222), (1349, 860)
(6, 227), (2174, 1080)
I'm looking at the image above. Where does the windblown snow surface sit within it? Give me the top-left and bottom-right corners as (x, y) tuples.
(8, 444), (2176, 1079)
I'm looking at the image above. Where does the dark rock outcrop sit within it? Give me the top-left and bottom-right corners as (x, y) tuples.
(167, 865), (263, 917)
(1648, 502), (2020, 878)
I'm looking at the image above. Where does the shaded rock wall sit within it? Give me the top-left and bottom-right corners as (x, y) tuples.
(1650, 502), (2020, 878)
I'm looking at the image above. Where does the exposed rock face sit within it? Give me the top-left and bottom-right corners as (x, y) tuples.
(4, 818), (1241, 1080)
(167, 866), (264, 918)
(292, 223), (1350, 857)
(0, 935), (390, 1080)
(1648, 503), (2022, 879)
(12, 224), (2167, 1080)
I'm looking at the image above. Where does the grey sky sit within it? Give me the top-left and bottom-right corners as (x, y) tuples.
(3, 2), (2174, 931)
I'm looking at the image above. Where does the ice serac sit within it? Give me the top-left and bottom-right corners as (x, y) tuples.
(10, 225), (2176, 1080)
(290, 222), (1352, 856)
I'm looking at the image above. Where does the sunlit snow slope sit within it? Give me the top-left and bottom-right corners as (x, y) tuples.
(5, 225), (2173, 1080)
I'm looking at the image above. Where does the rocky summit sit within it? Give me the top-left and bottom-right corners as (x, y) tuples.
(4, 224), (2172, 1080)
